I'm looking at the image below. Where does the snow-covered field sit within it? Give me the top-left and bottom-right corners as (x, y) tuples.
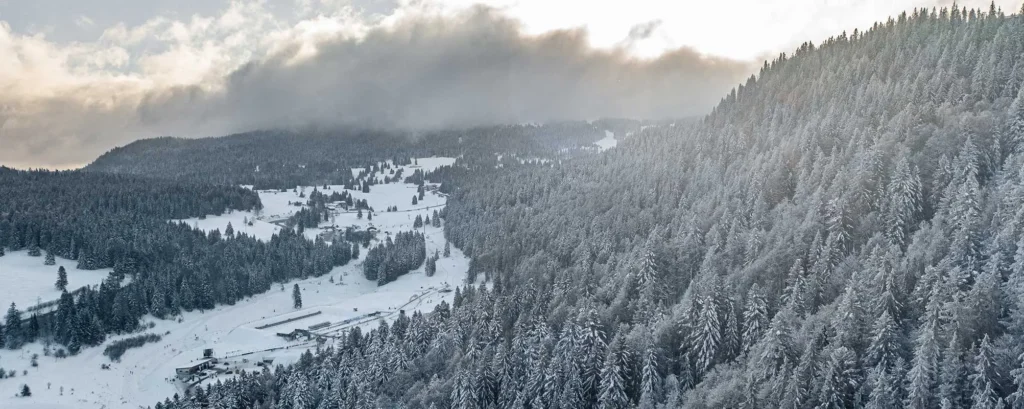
(0, 157), (472, 408)
(177, 156), (457, 242)
(0, 251), (112, 311)
(594, 130), (618, 151)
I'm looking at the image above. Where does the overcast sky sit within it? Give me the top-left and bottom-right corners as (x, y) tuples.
(0, 0), (1019, 169)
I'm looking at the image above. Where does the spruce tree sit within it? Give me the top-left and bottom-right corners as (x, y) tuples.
(640, 344), (660, 401)
(444, 241), (451, 258)
(866, 363), (900, 409)
(742, 284), (768, 352)
(27, 241), (40, 257)
(866, 311), (900, 369)
(1009, 86), (1024, 153)
(5, 303), (22, 349)
(817, 347), (860, 409)
(44, 251), (55, 266)
(55, 266), (68, 291)
(884, 156), (922, 248)
(781, 334), (819, 409)
(940, 334), (969, 409)
(969, 335), (999, 409)
(906, 309), (941, 409)
(425, 256), (437, 277)
(690, 295), (721, 377)
(598, 335), (628, 409)
(1009, 351), (1024, 409)
(292, 284), (302, 309)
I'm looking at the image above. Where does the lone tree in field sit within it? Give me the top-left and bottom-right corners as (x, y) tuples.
(292, 284), (302, 309)
(55, 266), (68, 291)
(20, 384), (31, 397)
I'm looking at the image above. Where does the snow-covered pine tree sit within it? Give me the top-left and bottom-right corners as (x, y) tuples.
(940, 334), (969, 409)
(639, 343), (660, 403)
(689, 295), (721, 377)
(817, 347), (860, 409)
(866, 311), (901, 369)
(906, 305), (941, 409)
(742, 284), (769, 352)
(884, 155), (922, 248)
(865, 363), (900, 409)
(597, 334), (628, 409)
(969, 335), (1000, 409)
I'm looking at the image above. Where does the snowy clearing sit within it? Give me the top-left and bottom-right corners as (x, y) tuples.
(0, 251), (112, 312)
(594, 130), (618, 151)
(177, 157), (457, 242)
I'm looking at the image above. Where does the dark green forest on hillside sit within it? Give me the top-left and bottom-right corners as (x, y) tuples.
(85, 122), (615, 189)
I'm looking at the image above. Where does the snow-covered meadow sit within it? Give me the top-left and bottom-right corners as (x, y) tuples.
(0, 157), (470, 408)
(0, 251), (112, 312)
(594, 130), (618, 151)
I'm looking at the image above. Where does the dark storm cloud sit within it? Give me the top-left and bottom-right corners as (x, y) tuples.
(0, 6), (753, 169)
(143, 7), (751, 132)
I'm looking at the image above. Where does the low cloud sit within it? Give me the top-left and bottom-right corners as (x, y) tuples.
(0, 5), (752, 169)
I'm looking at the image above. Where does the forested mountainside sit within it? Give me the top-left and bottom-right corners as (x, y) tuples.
(151, 6), (1024, 409)
(0, 168), (354, 352)
(85, 123), (609, 189)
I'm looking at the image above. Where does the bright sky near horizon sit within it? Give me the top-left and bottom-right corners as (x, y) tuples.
(0, 0), (1021, 169)
(4, 1), (1019, 61)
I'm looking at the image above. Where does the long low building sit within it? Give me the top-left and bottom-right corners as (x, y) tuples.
(175, 359), (214, 380)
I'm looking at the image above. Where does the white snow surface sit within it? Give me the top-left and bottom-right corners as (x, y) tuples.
(176, 156), (457, 242)
(0, 251), (112, 311)
(594, 130), (618, 151)
(0, 157), (472, 409)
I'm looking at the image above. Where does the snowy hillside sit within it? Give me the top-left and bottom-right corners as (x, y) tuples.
(177, 156), (456, 242)
(0, 157), (471, 409)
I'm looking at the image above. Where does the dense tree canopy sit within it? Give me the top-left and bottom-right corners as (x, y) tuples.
(151, 6), (1024, 409)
